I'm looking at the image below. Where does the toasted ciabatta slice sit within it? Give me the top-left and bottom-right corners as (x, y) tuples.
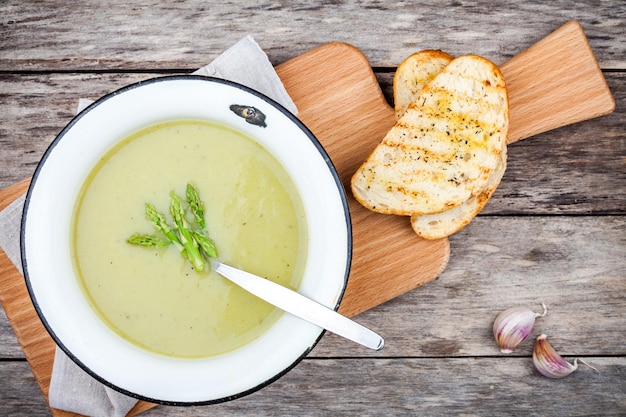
(410, 146), (506, 239)
(351, 54), (509, 215)
(394, 50), (453, 119)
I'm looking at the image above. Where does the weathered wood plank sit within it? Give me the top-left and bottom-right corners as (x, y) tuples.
(1, 1), (624, 70)
(1, 73), (624, 212)
(0, 305), (21, 357)
(148, 357), (626, 416)
(0, 72), (155, 189)
(3, 216), (623, 360)
(314, 216), (626, 357)
(0, 361), (50, 416)
(3, 357), (624, 417)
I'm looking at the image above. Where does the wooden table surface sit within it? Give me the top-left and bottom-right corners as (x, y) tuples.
(1, 1), (624, 416)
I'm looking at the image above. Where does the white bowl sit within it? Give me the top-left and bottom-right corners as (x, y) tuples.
(21, 76), (352, 404)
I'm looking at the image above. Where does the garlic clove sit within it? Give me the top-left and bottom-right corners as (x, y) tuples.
(532, 334), (599, 378)
(532, 334), (578, 378)
(493, 303), (547, 353)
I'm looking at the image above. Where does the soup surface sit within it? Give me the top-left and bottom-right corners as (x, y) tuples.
(72, 120), (307, 358)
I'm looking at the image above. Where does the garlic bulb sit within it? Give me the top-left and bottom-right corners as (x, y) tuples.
(493, 303), (547, 353)
(532, 334), (598, 378)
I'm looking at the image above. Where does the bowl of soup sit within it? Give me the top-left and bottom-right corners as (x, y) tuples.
(21, 76), (351, 404)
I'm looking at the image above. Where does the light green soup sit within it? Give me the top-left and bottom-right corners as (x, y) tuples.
(72, 120), (307, 358)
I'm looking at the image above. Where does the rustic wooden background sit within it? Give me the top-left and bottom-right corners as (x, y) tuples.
(1, 1), (624, 416)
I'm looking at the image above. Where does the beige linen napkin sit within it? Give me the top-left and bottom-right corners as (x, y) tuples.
(0, 34), (297, 417)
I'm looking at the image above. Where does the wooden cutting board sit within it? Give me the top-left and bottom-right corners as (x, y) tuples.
(0, 20), (614, 416)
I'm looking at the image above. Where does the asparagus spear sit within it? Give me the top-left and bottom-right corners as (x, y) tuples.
(145, 203), (184, 252)
(192, 230), (218, 258)
(170, 191), (205, 271)
(186, 183), (205, 229)
(127, 233), (170, 247)
(187, 184), (216, 257)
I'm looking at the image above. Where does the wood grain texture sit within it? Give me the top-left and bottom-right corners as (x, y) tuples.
(139, 357), (626, 416)
(3, 357), (625, 417)
(502, 21), (614, 142)
(0, 72), (156, 189)
(0, 361), (50, 417)
(0, 306), (20, 357)
(1, 1), (624, 70)
(314, 216), (626, 357)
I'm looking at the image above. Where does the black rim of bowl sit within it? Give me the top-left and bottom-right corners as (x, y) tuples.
(20, 75), (353, 406)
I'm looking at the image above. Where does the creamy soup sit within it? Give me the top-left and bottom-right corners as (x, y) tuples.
(72, 120), (307, 358)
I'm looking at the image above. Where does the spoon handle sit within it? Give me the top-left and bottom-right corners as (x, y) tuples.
(213, 261), (384, 351)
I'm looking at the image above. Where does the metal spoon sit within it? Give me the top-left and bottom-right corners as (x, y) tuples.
(212, 260), (384, 351)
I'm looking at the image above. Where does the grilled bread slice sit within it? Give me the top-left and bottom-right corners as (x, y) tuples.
(394, 50), (453, 119)
(393, 50), (508, 239)
(351, 54), (508, 215)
